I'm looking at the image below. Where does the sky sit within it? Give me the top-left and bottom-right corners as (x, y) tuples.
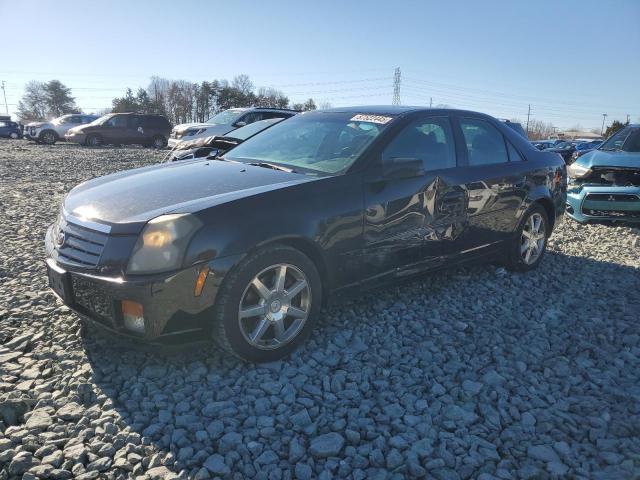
(1, 0), (638, 131)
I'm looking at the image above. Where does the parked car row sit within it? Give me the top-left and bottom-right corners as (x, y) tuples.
(9, 106), (299, 149)
(531, 139), (603, 164)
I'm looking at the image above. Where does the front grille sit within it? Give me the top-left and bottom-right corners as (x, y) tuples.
(71, 276), (116, 325)
(54, 216), (108, 269)
(585, 193), (640, 202)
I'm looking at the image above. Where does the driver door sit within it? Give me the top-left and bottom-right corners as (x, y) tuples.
(362, 115), (467, 278)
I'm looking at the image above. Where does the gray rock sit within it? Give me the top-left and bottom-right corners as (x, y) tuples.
(218, 432), (243, 454)
(309, 432), (345, 458)
(527, 444), (560, 463)
(56, 403), (84, 421)
(25, 409), (53, 430)
(295, 463), (313, 480)
(204, 454), (229, 475)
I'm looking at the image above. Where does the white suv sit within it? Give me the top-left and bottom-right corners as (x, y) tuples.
(168, 107), (298, 148)
(24, 114), (98, 145)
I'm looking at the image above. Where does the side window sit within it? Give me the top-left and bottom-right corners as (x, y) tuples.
(507, 141), (525, 162)
(460, 118), (509, 166)
(382, 117), (456, 171)
(240, 112), (263, 125)
(106, 116), (127, 128)
(129, 116), (144, 129)
(69, 116), (82, 124)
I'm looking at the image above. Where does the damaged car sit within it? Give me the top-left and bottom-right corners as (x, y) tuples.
(566, 124), (640, 223)
(45, 107), (566, 362)
(165, 117), (285, 162)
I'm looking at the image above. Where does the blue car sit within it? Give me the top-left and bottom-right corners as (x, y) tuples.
(0, 119), (22, 139)
(566, 125), (640, 223)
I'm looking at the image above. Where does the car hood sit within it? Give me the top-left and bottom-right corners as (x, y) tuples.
(63, 159), (317, 230)
(173, 123), (233, 135)
(577, 150), (640, 168)
(27, 121), (50, 128)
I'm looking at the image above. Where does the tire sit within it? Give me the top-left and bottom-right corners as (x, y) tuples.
(9, 132), (19, 139)
(212, 244), (322, 362)
(151, 135), (167, 149)
(40, 130), (57, 145)
(504, 203), (549, 272)
(85, 134), (102, 147)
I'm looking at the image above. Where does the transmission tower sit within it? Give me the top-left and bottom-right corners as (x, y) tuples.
(392, 68), (401, 105)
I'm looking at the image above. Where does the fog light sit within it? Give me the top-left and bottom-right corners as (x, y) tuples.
(122, 300), (145, 333)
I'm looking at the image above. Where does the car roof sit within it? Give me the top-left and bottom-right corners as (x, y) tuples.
(319, 105), (498, 118)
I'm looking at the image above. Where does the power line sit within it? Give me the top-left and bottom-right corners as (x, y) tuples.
(1, 81), (8, 114)
(392, 68), (401, 105)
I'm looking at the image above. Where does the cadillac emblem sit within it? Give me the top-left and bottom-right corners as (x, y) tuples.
(608, 195), (616, 202)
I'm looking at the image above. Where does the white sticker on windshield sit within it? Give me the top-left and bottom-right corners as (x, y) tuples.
(350, 114), (393, 124)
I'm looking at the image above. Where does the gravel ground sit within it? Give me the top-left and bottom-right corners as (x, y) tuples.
(1, 138), (639, 480)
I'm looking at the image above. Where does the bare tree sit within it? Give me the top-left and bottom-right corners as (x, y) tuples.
(231, 74), (254, 96)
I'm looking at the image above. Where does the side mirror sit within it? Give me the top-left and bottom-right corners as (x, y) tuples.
(381, 157), (425, 179)
(234, 121), (247, 128)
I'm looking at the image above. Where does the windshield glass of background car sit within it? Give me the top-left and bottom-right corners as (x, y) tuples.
(228, 119), (281, 141)
(205, 109), (244, 124)
(600, 127), (636, 151)
(225, 112), (392, 174)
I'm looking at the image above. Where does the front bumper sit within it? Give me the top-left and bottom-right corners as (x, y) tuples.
(44, 254), (228, 344)
(566, 183), (640, 223)
(24, 128), (40, 140)
(65, 132), (86, 144)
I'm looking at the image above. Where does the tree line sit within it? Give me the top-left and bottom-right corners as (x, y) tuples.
(16, 75), (324, 124)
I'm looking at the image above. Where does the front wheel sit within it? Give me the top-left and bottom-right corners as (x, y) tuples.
(212, 245), (322, 362)
(504, 204), (549, 272)
(40, 131), (57, 145)
(85, 134), (102, 147)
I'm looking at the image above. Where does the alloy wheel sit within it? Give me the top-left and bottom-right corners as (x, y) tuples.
(520, 212), (546, 264)
(10, 132), (18, 139)
(43, 132), (55, 144)
(238, 263), (311, 350)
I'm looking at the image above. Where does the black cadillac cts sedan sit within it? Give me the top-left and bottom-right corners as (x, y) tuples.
(45, 107), (566, 362)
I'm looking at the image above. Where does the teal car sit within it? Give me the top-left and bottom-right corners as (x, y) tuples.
(566, 124), (640, 223)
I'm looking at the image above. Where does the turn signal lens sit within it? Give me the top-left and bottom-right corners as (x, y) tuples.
(122, 300), (145, 333)
(194, 266), (210, 297)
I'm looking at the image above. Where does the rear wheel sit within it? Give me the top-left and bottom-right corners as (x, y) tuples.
(212, 245), (322, 362)
(40, 130), (57, 145)
(86, 134), (102, 147)
(504, 204), (549, 272)
(151, 135), (167, 149)
(9, 132), (19, 139)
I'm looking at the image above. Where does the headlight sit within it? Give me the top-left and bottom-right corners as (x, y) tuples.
(127, 214), (202, 274)
(567, 163), (592, 179)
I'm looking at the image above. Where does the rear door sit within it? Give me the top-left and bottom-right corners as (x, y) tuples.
(362, 114), (467, 277)
(102, 115), (129, 144)
(126, 115), (148, 144)
(451, 115), (530, 252)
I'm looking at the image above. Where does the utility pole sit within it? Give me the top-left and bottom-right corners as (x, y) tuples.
(627, 114), (630, 124)
(601, 113), (608, 135)
(392, 67), (401, 105)
(526, 104), (531, 136)
(429, 97), (433, 108)
(1, 81), (8, 115)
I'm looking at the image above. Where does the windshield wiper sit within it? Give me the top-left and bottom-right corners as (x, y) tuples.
(599, 147), (621, 151)
(248, 162), (296, 173)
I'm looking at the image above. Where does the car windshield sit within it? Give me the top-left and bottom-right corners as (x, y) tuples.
(88, 114), (115, 126)
(225, 111), (393, 174)
(52, 115), (72, 125)
(599, 126), (640, 152)
(225, 118), (283, 141)
(205, 109), (245, 125)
